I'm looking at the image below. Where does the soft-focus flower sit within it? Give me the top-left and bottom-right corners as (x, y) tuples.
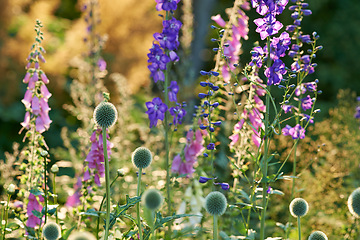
(155, 0), (181, 11)
(26, 193), (43, 228)
(145, 97), (168, 128)
(168, 81), (179, 102)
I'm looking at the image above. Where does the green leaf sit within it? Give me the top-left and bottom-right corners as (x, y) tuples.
(61, 225), (76, 240)
(79, 208), (102, 217)
(32, 210), (43, 218)
(29, 188), (43, 196)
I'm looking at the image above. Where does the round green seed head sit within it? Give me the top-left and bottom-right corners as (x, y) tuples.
(93, 102), (117, 129)
(42, 222), (61, 240)
(348, 187), (360, 218)
(205, 191), (227, 216)
(68, 231), (96, 240)
(289, 198), (309, 218)
(132, 147), (152, 169)
(308, 231), (328, 240)
(142, 189), (164, 211)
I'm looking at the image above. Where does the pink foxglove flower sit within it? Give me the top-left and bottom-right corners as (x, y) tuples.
(26, 193), (43, 228)
(84, 128), (113, 186)
(172, 129), (205, 177)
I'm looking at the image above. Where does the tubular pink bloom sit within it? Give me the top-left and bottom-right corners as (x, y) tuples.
(21, 111), (31, 129)
(211, 14), (226, 27)
(40, 73), (49, 84)
(23, 72), (31, 83)
(26, 193), (42, 228)
(31, 96), (41, 115)
(35, 117), (46, 133)
(40, 98), (50, 112)
(40, 111), (52, 128)
(40, 84), (52, 100)
(252, 129), (261, 147)
(254, 95), (266, 112)
(229, 133), (239, 147)
(94, 174), (101, 186)
(83, 169), (91, 181)
(21, 90), (32, 109)
(171, 154), (182, 173)
(229, 119), (245, 147)
(65, 191), (81, 208)
(28, 72), (38, 90)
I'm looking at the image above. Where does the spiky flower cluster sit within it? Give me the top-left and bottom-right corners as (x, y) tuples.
(42, 222), (61, 240)
(348, 187), (360, 218)
(289, 198), (309, 217)
(142, 189), (164, 211)
(204, 191), (227, 216)
(132, 147), (153, 169)
(308, 231), (328, 240)
(94, 101), (118, 129)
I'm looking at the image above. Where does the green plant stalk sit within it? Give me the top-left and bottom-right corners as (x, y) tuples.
(164, 10), (172, 240)
(1, 194), (10, 240)
(53, 172), (58, 224)
(297, 217), (301, 240)
(137, 168), (143, 240)
(102, 127), (111, 240)
(44, 156), (48, 224)
(213, 215), (218, 240)
(151, 211), (156, 240)
(96, 175), (120, 240)
(259, 37), (272, 240)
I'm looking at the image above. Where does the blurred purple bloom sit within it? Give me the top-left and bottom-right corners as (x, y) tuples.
(26, 193), (43, 228)
(199, 176), (214, 183)
(168, 81), (179, 102)
(170, 105), (186, 126)
(214, 182), (230, 190)
(155, 0), (181, 11)
(97, 58), (107, 71)
(84, 129), (113, 186)
(301, 95), (313, 111)
(282, 124), (305, 139)
(146, 97), (168, 128)
(282, 104), (293, 113)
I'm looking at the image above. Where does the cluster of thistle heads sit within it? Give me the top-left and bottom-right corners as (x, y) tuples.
(289, 187), (360, 240)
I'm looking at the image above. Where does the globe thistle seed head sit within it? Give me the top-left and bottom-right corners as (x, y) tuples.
(68, 231), (96, 240)
(42, 222), (61, 240)
(308, 231), (328, 240)
(142, 189), (164, 211)
(132, 147), (152, 169)
(93, 101), (117, 129)
(348, 187), (360, 218)
(204, 191), (227, 216)
(289, 198), (309, 218)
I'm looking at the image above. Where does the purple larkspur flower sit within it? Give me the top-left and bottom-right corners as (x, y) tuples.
(301, 95), (313, 111)
(251, 0), (289, 16)
(264, 59), (287, 85)
(282, 104), (293, 113)
(199, 176), (214, 183)
(169, 105), (186, 126)
(214, 182), (230, 190)
(282, 124), (305, 139)
(301, 114), (314, 123)
(154, 17), (182, 51)
(168, 81), (179, 102)
(270, 31), (291, 59)
(250, 46), (265, 67)
(146, 97), (168, 128)
(155, 0), (181, 11)
(147, 44), (170, 83)
(254, 13), (283, 40)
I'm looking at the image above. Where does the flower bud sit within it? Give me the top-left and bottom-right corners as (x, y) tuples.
(51, 164), (59, 174)
(93, 101), (118, 129)
(7, 184), (16, 195)
(308, 231), (328, 240)
(142, 189), (163, 211)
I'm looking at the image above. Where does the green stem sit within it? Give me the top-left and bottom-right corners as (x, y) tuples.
(2, 195), (10, 240)
(44, 156), (48, 224)
(96, 175), (120, 240)
(260, 36), (272, 240)
(164, 11), (172, 240)
(137, 168), (143, 240)
(213, 215), (218, 240)
(297, 217), (301, 240)
(53, 172), (58, 224)
(102, 127), (111, 240)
